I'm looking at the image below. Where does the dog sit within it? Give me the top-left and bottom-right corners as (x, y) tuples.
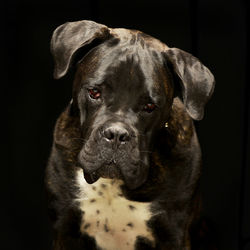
(46, 20), (215, 250)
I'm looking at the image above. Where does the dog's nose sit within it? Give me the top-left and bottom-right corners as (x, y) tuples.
(103, 126), (130, 144)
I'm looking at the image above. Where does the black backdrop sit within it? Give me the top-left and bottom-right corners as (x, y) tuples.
(2, 0), (250, 249)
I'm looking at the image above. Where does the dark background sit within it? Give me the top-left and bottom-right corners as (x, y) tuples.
(2, 0), (249, 249)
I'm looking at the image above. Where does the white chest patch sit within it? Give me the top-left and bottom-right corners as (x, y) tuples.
(75, 169), (155, 250)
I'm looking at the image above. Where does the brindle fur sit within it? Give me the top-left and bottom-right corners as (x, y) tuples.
(46, 20), (215, 250)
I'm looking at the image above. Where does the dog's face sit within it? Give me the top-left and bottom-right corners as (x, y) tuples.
(74, 36), (174, 189)
(51, 21), (215, 189)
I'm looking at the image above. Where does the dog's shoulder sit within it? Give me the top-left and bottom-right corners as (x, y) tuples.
(45, 106), (82, 215)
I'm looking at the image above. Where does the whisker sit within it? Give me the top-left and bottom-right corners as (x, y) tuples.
(137, 132), (146, 137)
(70, 138), (88, 144)
(137, 159), (147, 165)
(139, 150), (153, 154)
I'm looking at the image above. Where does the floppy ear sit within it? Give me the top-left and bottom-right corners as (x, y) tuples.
(51, 20), (110, 79)
(165, 48), (215, 120)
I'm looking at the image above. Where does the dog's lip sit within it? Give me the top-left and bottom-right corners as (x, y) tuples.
(82, 161), (147, 189)
(83, 171), (100, 184)
(83, 162), (122, 184)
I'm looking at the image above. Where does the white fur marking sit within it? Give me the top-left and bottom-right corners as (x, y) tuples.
(75, 169), (155, 250)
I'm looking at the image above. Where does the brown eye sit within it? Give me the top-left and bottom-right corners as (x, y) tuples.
(143, 103), (156, 113)
(88, 88), (101, 99)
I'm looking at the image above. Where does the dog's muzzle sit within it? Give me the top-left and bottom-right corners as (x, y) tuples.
(78, 122), (149, 189)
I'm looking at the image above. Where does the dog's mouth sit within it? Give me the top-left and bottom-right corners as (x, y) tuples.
(79, 145), (149, 189)
(83, 161), (123, 184)
(82, 161), (148, 190)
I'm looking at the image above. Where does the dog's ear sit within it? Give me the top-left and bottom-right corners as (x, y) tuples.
(51, 20), (110, 79)
(164, 48), (215, 120)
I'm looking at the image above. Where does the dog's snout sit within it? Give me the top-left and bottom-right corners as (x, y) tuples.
(103, 125), (130, 144)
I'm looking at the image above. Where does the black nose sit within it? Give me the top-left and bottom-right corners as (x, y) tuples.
(103, 126), (130, 144)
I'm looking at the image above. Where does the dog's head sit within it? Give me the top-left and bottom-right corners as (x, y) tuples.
(51, 20), (215, 189)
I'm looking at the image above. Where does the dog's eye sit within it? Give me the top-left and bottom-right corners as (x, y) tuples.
(143, 103), (156, 113)
(88, 88), (101, 99)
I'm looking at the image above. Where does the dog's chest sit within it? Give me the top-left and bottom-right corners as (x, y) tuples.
(75, 169), (155, 250)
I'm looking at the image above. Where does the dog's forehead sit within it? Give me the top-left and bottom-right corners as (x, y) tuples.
(109, 28), (168, 51)
(79, 28), (170, 99)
